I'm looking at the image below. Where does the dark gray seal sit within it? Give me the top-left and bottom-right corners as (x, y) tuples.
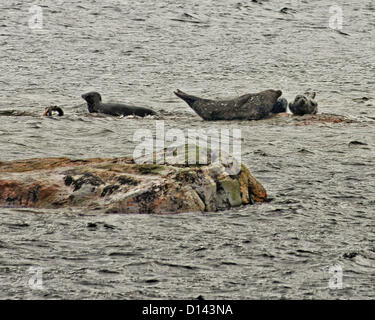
(271, 97), (288, 114)
(81, 92), (156, 117)
(174, 89), (282, 120)
(289, 91), (318, 115)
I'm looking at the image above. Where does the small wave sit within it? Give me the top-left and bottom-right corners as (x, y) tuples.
(0, 110), (34, 117)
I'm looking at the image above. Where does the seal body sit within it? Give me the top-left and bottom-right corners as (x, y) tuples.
(289, 92), (318, 115)
(81, 92), (156, 117)
(174, 89), (282, 120)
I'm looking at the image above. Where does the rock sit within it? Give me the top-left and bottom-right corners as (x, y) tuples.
(270, 112), (355, 125)
(343, 252), (358, 259)
(293, 113), (354, 125)
(0, 149), (267, 214)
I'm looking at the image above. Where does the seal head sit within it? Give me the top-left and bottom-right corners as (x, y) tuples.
(42, 106), (64, 117)
(289, 91), (318, 115)
(271, 97), (288, 114)
(81, 92), (102, 113)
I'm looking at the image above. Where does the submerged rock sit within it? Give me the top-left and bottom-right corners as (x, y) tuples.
(0, 150), (267, 214)
(270, 112), (355, 125)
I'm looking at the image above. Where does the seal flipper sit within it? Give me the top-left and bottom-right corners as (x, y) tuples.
(174, 89), (200, 107)
(235, 93), (253, 107)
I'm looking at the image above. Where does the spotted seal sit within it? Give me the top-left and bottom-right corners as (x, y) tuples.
(174, 89), (282, 120)
(289, 92), (318, 115)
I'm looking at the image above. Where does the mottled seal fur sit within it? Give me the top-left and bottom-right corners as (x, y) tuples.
(289, 92), (318, 115)
(81, 92), (156, 117)
(174, 89), (282, 120)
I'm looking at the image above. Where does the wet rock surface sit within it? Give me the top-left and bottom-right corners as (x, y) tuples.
(269, 112), (355, 125)
(0, 154), (266, 214)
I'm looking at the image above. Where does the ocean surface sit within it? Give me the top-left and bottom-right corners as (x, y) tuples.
(0, 0), (374, 299)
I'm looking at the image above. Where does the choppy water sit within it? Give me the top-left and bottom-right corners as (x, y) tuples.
(0, 0), (374, 299)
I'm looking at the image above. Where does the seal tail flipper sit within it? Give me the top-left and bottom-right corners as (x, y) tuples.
(174, 89), (199, 106)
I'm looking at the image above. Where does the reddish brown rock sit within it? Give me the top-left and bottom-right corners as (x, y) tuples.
(270, 112), (354, 125)
(0, 154), (267, 214)
(293, 113), (354, 125)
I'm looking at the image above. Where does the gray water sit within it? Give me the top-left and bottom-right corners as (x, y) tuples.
(0, 0), (374, 299)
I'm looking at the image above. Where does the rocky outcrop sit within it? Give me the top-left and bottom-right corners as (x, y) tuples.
(0, 152), (267, 214)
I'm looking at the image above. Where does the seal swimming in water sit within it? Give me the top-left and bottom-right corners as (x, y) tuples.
(81, 92), (156, 117)
(42, 106), (64, 117)
(174, 89), (282, 120)
(289, 91), (318, 115)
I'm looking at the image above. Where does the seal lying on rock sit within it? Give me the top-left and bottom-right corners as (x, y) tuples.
(81, 91), (157, 117)
(289, 92), (318, 115)
(174, 89), (282, 120)
(271, 97), (288, 114)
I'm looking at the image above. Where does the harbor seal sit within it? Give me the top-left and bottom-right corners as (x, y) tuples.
(289, 91), (318, 115)
(42, 106), (64, 117)
(81, 92), (157, 117)
(271, 97), (288, 114)
(174, 89), (282, 120)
